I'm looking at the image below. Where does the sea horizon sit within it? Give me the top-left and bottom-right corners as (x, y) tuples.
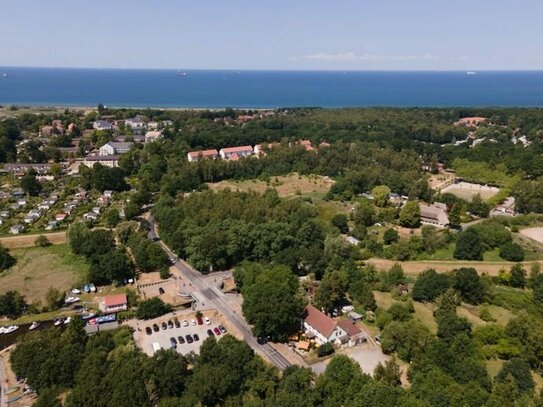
(1, 67), (543, 108)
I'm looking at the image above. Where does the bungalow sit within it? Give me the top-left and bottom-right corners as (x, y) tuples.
(92, 120), (113, 131)
(83, 212), (98, 221)
(45, 220), (58, 230)
(10, 224), (24, 234)
(103, 190), (114, 199)
(0, 211), (10, 218)
(114, 135), (145, 143)
(125, 116), (146, 130)
(40, 125), (53, 137)
(147, 121), (159, 130)
(187, 149), (220, 162)
(144, 130), (163, 143)
(55, 213), (67, 222)
(303, 304), (347, 345)
(219, 145), (254, 160)
(99, 141), (133, 156)
(82, 155), (119, 168)
(420, 202), (449, 228)
(337, 319), (366, 346)
(298, 140), (314, 151)
(100, 294), (128, 313)
(254, 143), (279, 155)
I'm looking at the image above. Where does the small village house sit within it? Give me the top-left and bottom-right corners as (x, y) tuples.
(187, 149), (220, 162)
(303, 304), (347, 345)
(420, 202), (449, 228)
(100, 294), (128, 313)
(99, 141), (134, 156)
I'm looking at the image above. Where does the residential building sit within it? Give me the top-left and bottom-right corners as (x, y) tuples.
(114, 135), (145, 143)
(455, 117), (488, 127)
(125, 116), (146, 130)
(3, 163), (54, 174)
(10, 224), (24, 234)
(298, 140), (314, 151)
(147, 121), (159, 130)
(100, 294), (128, 313)
(40, 125), (53, 137)
(219, 145), (253, 160)
(99, 141), (133, 156)
(92, 120), (113, 131)
(82, 155), (119, 168)
(337, 320), (365, 346)
(420, 202), (449, 227)
(303, 304), (347, 345)
(145, 130), (163, 143)
(187, 149), (220, 162)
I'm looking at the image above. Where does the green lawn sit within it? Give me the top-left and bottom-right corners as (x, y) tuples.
(0, 244), (89, 304)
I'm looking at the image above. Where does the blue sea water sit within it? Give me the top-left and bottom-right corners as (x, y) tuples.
(0, 67), (542, 108)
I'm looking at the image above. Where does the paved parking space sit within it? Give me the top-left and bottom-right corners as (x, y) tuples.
(138, 314), (228, 356)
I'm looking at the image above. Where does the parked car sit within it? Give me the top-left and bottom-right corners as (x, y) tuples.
(182, 319), (189, 327)
(170, 337), (177, 348)
(174, 318), (180, 328)
(204, 317), (211, 325)
(207, 329), (214, 337)
(185, 334), (193, 344)
(219, 325), (227, 334)
(193, 333), (199, 341)
(190, 319), (196, 326)
(153, 324), (159, 332)
(159, 287), (165, 295)
(178, 336), (185, 344)
(161, 322), (167, 330)
(213, 327), (221, 336)
(197, 316), (203, 325)
(145, 327), (152, 335)
(167, 320), (174, 329)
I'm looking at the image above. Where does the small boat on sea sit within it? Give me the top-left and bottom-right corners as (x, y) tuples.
(29, 321), (40, 330)
(466, 71), (477, 75)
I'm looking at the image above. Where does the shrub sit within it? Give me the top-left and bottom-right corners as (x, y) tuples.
(454, 230), (484, 261)
(499, 242), (525, 262)
(317, 342), (335, 357)
(383, 228), (399, 245)
(136, 297), (172, 320)
(34, 235), (51, 247)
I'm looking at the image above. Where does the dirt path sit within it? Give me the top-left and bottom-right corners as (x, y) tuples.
(0, 231), (66, 249)
(367, 258), (543, 276)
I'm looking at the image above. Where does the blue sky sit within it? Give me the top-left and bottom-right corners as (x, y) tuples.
(1, 0), (542, 70)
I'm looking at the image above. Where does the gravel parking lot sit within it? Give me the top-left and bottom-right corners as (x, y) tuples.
(139, 315), (227, 356)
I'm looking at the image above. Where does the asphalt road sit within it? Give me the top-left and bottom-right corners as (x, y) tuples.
(148, 215), (291, 371)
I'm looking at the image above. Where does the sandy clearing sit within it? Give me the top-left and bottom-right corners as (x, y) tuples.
(0, 231), (66, 249)
(520, 227), (543, 244)
(367, 258), (543, 277)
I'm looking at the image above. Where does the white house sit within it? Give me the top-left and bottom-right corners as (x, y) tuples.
(92, 120), (113, 131)
(303, 304), (347, 345)
(144, 130), (163, 143)
(82, 155), (120, 168)
(10, 224), (24, 234)
(187, 149), (220, 162)
(99, 141), (133, 156)
(125, 116), (146, 130)
(219, 145), (254, 160)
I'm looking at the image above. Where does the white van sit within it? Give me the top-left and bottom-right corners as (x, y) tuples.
(152, 342), (161, 354)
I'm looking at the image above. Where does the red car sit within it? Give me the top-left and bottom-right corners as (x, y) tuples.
(196, 316), (204, 325)
(213, 327), (221, 336)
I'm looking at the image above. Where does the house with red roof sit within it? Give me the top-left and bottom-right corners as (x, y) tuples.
(219, 145), (254, 160)
(100, 294), (128, 313)
(303, 304), (347, 345)
(187, 149), (219, 162)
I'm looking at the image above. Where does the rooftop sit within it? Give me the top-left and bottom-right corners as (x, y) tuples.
(304, 304), (337, 338)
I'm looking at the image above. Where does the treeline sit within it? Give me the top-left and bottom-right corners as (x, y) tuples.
(153, 189), (325, 272)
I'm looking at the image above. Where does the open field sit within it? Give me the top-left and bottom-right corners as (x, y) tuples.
(206, 173), (334, 198)
(428, 171), (455, 191)
(0, 244), (88, 304)
(0, 231), (66, 249)
(520, 227), (543, 244)
(368, 258), (543, 277)
(441, 181), (499, 202)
